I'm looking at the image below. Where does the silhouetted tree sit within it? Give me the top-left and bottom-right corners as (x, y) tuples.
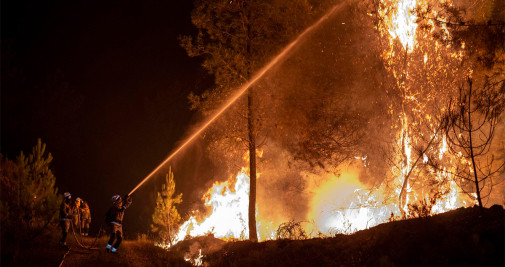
(0, 139), (59, 233)
(363, 0), (505, 213)
(1, 139), (60, 262)
(444, 78), (505, 207)
(414, 1), (505, 207)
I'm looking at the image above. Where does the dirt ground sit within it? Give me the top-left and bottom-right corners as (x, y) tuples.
(59, 237), (191, 267)
(3, 233), (190, 267)
(3, 206), (504, 266)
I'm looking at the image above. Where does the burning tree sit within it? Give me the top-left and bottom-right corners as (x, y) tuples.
(180, 0), (314, 241)
(441, 78), (505, 207)
(412, 1), (505, 207)
(359, 0), (502, 216)
(151, 167), (182, 246)
(168, 0), (503, 243)
(360, 0), (463, 215)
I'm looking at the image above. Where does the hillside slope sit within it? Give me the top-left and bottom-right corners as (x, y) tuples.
(190, 206), (504, 266)
(3, 206), (503, 266)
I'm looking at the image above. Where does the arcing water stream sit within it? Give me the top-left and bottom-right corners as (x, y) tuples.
(128, 2), (348, 196)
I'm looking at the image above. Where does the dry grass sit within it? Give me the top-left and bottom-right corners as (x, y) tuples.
(3, 206), (503, 266)
(1, 227), (190, 267)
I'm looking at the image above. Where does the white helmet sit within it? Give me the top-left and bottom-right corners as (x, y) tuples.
(64, 192), (71, 199)
(76, 197), (82, 203)
(112, 195), (121, 202)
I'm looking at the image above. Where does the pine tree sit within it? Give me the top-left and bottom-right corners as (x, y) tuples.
(445, 78), (505, 207)
(151, 167), (182, 246)
(1, 139), (60, 243)
(415, 1), (505, 207)
(181, 0), (314, 242)
(17, 138), (60, 228)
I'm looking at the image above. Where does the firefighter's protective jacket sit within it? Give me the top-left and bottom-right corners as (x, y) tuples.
(71, 204), (81, 220)
(60, 200), (72, 220)
(81, 205), (91, 221)
(105, 196), (132, 225)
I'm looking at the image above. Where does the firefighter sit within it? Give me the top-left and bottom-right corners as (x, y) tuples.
(59, 192), (73, 247)
(80, 201), (91, 236)
(105, 194), (132, 253)
(72, 197), (82, 231)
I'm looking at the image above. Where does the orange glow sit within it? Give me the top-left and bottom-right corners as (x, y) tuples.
(175, 167), (253, 242)
(158, 0), (482, 249)
(387, 0), (418, 52)
(129, 2), (348, 197)
(307, 168), (393, 234)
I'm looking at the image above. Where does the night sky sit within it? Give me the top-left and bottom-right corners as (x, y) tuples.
(2, 0), (215, 235)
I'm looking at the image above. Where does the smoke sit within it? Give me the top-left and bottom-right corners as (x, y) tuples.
(257, 141), (311, 224)
(162, 1), (385, 236)
(169, 0), (505, 239)
(243, 2), (395, 232)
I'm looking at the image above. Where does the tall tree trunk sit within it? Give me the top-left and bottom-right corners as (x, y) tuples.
(467, 79), (483, 207)
(246, 1), (257, 242)
(248, 89), (258, 242)
(168, 209), (172, 246)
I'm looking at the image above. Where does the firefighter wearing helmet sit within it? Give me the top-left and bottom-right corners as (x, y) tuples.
(59, 192), (73, 247)
(80, 201), (91, 236)
(72, 197), (82, 230)
(105, 194), (132, 253)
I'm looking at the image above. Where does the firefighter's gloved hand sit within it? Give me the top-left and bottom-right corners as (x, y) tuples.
(124, 195), (132, 203)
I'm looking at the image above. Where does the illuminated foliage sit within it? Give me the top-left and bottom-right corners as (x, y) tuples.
(362, 0), (505, 214)
(181, 0), (316, 167)
(151, 167), (183, 246)
(171, 0), (504, 244)
(181, 0), (315, 242)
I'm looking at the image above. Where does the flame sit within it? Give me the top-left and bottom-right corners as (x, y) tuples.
(388, 0), (418, 52)
(175, 167), (252, 242)
(308, 171), (362, 233)
(307, 169), (395, 235)
(156, 0), (483, 250)
(306, 160), (471, 235)
(185, 249), (203, 266)
(167, 155), (470, 248)
(376, 0), (475, 217)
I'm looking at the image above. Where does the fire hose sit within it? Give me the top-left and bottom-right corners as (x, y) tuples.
(70, 219), (103, 250)
(58, 219), (104, 267)
(127, 2), (346, 197)
(58, 248), (71, 267)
